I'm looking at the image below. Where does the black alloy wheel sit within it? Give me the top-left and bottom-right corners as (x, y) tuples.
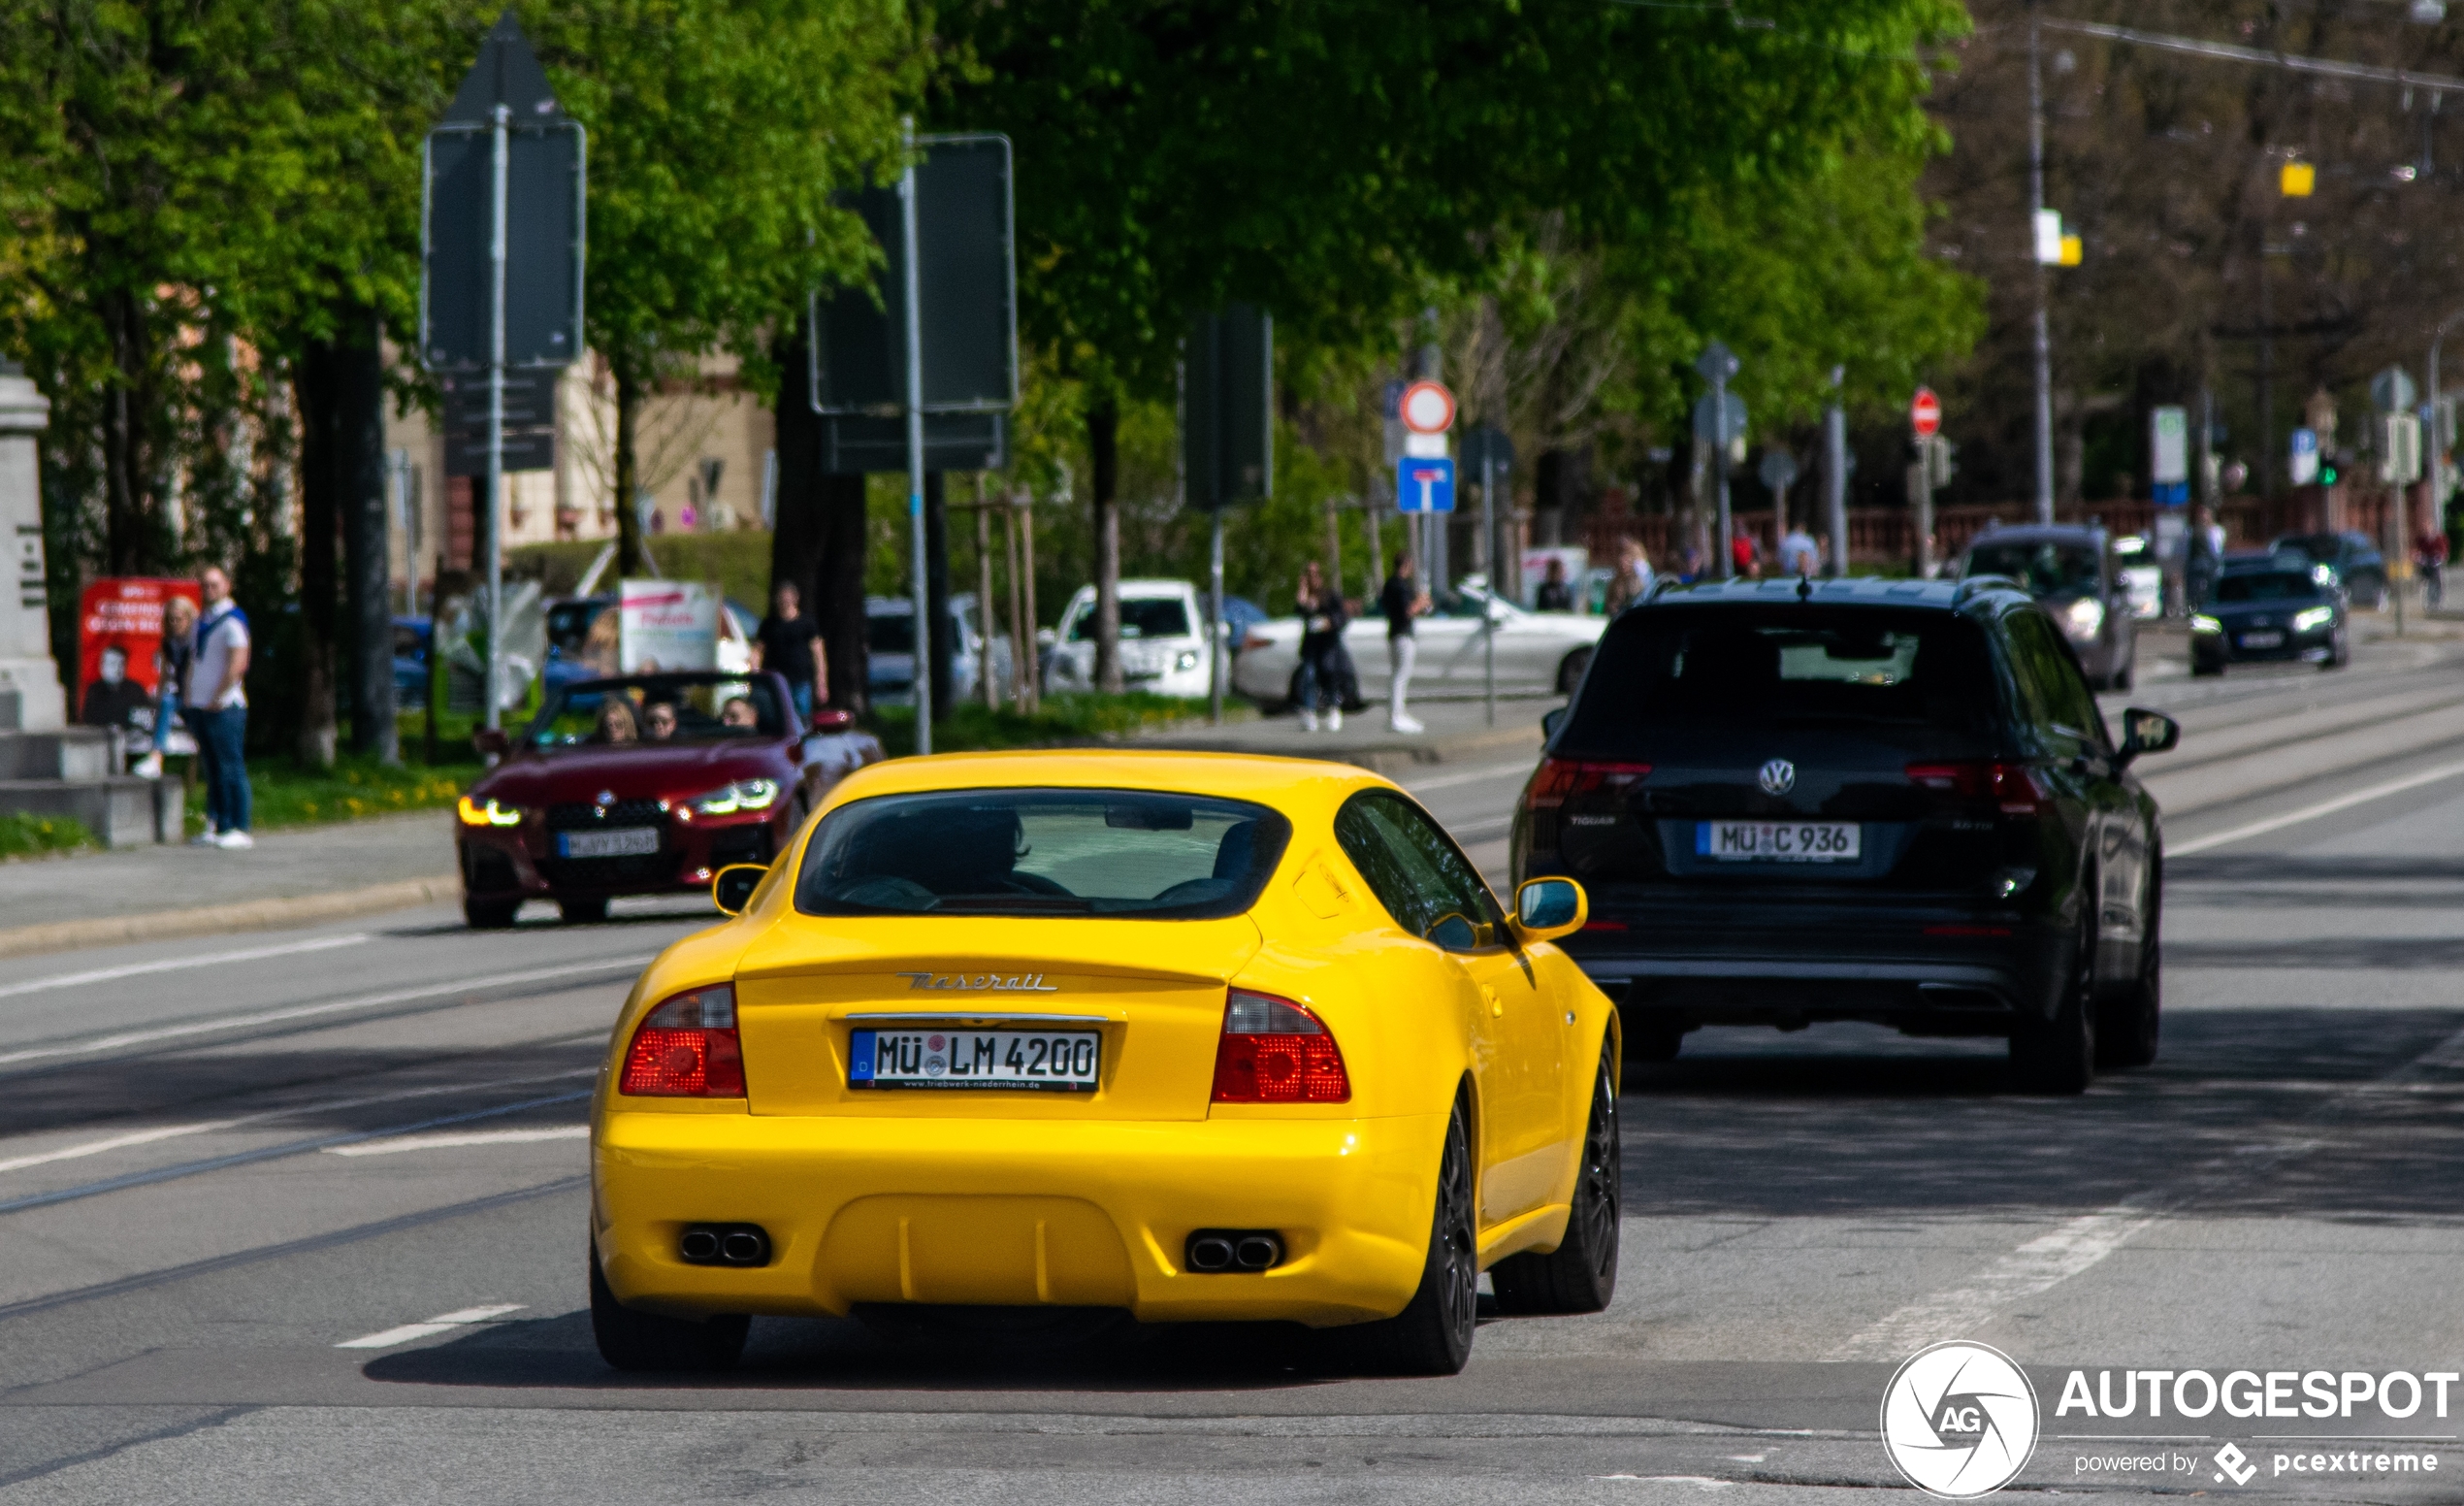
(589, 1242), (749, 1373)
(558, 896), (609, 925)
(2011, 899), (2097, 1095)
(463, 896), (518, 930)
(2096, 862), (2162, 1069)
(1351, 1097), (1477, 1375)
(1490, 1040), (1621, 1316)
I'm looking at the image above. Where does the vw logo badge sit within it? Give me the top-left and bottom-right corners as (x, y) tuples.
(1757, 759), (1796, 796)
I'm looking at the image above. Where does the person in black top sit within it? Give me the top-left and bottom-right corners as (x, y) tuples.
(1535, 557), (1575, 611)
(1293, 560), (1348, 732)
(752, 582), (828, 722)
(1378, 551), (1430, 734)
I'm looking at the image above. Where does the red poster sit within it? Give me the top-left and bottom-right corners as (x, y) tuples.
(78, 576), (202, 734)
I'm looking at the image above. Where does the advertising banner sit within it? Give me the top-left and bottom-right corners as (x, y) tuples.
(618, 579), (719, 672)
(77, 576), (202, 747)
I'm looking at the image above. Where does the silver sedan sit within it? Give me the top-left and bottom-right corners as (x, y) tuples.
(1233, 581), (1605, 707)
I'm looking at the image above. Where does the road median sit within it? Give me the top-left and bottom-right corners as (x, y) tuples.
(0, 874), (460, 961)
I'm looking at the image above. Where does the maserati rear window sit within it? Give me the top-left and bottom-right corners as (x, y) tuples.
(794, 788), (1290, 919)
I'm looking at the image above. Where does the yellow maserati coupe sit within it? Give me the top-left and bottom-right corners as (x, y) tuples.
(587, 750), (1621, 1375)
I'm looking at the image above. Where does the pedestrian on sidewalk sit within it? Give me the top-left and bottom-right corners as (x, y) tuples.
(1378, 550), (1431, 735)
(1602, 538), (1653, 617)
(752, 581), (828, 723)
(1293, 560), (1348, 733)
(1776, 521), (1820, 579)
(2416, 524), (2448, 610)
(1534, 558), (1575, 612)
(183, 565), (253, 850)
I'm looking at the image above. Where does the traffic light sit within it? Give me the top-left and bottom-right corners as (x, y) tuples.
(2319, 460), (2340, 486)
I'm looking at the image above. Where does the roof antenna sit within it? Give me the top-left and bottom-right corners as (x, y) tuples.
(1796, 575), (1813, 602)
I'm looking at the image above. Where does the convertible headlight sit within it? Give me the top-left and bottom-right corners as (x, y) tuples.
(692, 778), (780, 816)
(1175, 649), (1201, 672)
(2190, 614), (2224, 636)
(2062, 597), (2105, 639)
(2292, 606), (2336, 633)
(457, 796), (522, 828)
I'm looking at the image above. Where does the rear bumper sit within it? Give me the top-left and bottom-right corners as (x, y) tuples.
(592, 1108), (1447, 1327)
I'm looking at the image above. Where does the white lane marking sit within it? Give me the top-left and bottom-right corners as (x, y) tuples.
(337, 1303), (524, 1350)
(2172, 758), (2464, 855)
(0, 934), (371, 1001)
(1405, 760), (1538, 794)
(0, 1066), (596, 1179)
(327, 1125), (587, 1157)
(0, 955), (654, 1067)
(1830, 1207), (2160, 1361)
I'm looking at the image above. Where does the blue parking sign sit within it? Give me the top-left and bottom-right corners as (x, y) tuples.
(1397, 457), (1455, 513)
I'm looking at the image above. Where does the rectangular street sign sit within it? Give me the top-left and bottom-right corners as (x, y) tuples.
(821, 412), (1006, 475)
(1183, 306), (1273, 509)
(2150, 406), (2188, 485)
(1397, 457), (1456, 514)
(422, 121), (585, 372)
(444, 428), (555, 476)
(441, 373), (553, 431)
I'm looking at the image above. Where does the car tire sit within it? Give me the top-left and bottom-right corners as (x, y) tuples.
(1556, 647), (1594, 696)
(557, 896), (608, 925)
(2097, 867), (2161, 1070)
(1347, 1096), (1476, 1376)
(589, 1242), (749, 1373)
(1489, 1041), (1620, 1317)
(2011, 902), (2097, 1095)
(2189, 658), (2223, 678)
(2323, 630), (2351, 671)
(463, 896), (519, 930)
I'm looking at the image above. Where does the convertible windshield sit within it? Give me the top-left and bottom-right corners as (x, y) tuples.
(2216, 572), (2324, 604)
(794, 788), (1290, 919)
(1964, 540), (2101, 596)
(526, 673), (788, 748)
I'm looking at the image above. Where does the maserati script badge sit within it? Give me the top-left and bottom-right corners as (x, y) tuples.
(896, 971), (1060, 993)
(1757, 759), (1796, 796)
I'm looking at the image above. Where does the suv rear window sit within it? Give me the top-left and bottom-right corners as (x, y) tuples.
(1963, 540), (2099, 596)
(1554, 607), (2000, 753)
(794, 788), (1290, 919)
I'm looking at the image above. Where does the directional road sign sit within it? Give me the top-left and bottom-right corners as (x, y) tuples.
(1696, 340), (1738, 383)
(1758, 449), (1799, 494)
(2372, 366), (2418, 415)
(1692, 391), (1747, 445)
(1911, 387), (1941, 439)
(1396, 457), (1456, 514)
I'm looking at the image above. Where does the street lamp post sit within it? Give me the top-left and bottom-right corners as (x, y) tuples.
(2028, 3), (2057, 525)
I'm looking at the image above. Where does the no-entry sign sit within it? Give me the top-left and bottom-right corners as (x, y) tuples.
(1911, 387), (1942, 439)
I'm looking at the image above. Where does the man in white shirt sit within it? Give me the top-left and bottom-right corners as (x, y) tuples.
(183, 566), (254, 849)
(1777, 523), (1821, 579)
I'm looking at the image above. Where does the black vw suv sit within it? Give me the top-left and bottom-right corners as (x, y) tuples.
(1510, 576), (2180, 1093)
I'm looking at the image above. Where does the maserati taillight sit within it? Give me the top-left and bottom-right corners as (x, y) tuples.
(1905, 761), (2047, 817)
(619, 984), (745, 1097)
(1211, 989), (1349, 1103)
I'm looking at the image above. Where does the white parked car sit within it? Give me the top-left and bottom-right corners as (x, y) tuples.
(1043, 579), (1220, 698)
(1233, 578), (1606, 708)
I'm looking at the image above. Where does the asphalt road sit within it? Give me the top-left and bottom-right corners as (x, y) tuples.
(7, 620), (2464, 1503)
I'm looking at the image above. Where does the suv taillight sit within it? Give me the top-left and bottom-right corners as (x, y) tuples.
(619, 984), (744, 1097)
(1523, 757), (1653, 809)
(1212, 989), (1349, 1103)
(1905, 761), (2046, 816)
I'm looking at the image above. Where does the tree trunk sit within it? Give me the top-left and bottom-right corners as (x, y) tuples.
(294, 342), (340, 769)
(101, 288), (151, 575)
(769, 320), (826, 618)
(1088, 394), (1122, 693)
(924, 471), (953, 720)
(337, 309), (396, 763)
(818, 472), (868, 715)
(613, 347), (643, 575)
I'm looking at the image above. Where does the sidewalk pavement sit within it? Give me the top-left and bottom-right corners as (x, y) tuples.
(1129, 693), (1557, 777)
(0, 809), (459, 959)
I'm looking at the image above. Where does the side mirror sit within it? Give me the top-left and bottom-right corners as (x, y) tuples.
(471, 727), (509, 757)
(809, 708), (855, 731)
(1541, 706), (1568, 741)
(1511, 877), (1587, 944)
(712, 863), (769, 917)
(2116, 706), (2180, 767)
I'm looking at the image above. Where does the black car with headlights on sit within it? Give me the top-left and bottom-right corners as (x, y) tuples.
(1509, 576), (2181, 1094)
(1958, 524), (2138, 690)
(2188, 565), (2349, 675)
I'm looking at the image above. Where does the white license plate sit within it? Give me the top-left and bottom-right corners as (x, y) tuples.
(1698, 821), (1862, 863)
(849, 1029), (1100, 1092)
(558, 827), (660, 859)
(2239, 630), (2284, 648)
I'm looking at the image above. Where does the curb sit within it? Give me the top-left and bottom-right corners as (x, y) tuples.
(0, 874), (461, 962)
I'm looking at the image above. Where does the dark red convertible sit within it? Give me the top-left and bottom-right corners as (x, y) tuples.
(457, 671), (884, 928)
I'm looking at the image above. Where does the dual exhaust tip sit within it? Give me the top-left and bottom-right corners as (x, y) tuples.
(1185, 1228), (1284, 1273)
(678, 1223), (771, 1267)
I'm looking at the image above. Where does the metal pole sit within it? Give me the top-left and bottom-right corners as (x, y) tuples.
(1019, 494), (1039, 715)
(1825, 366), (1850, 576)
(898, 118), (930, 754)
(2258, 224), (2275, 499)
(483, 103), (508, 735)
(1481, 451), (1496, 726)
(1713, 371), (1735, 579)
(1208, 507), (1225, 727)
(975, 483), (995, 707)
(2029, 7), (2057, 524)
(1917, 439), (1937, 577)
(1003, 498), (1026, 715)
